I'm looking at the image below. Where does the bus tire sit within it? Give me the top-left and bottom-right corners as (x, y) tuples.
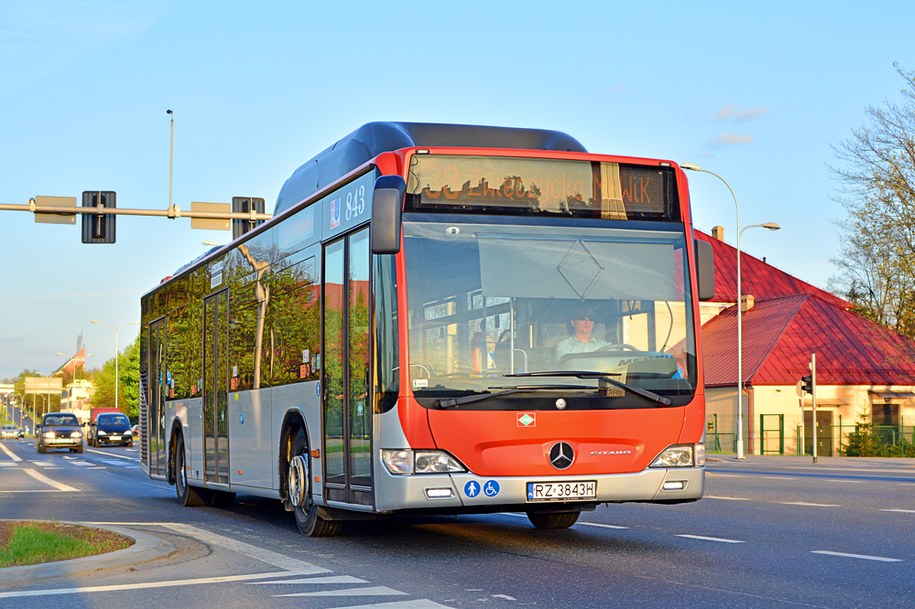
(526, 510), (580, 530)
(175, 435), (206, 507)
(288, 428), (340, 537)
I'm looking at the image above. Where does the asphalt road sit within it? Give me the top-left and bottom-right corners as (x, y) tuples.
(1, 438), (912, 609)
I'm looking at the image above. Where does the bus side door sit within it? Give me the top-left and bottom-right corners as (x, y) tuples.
(323, 227), (373, 506)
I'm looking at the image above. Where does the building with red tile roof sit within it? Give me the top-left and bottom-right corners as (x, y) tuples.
(696, 229), (915, 456)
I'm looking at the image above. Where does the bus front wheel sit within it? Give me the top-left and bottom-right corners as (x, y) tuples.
(526, 510), (580, 530)
(288, 428), (340, 537)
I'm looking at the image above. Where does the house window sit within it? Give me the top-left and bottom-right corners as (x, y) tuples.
(871, 401), (900, 445)
(871, 402), (900, 427)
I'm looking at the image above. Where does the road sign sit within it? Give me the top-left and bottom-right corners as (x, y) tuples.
(34, 196), (76, 224)
(190, 202), (231, 230)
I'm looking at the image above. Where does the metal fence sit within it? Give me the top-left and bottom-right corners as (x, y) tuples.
(705, 414), (914, 457)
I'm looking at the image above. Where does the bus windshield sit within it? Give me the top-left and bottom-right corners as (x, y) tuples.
(403, 217), (698, 408)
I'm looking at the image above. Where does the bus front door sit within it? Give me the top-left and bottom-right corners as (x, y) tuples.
(323, 228), (373, 506)
(203, 289), (230, 484)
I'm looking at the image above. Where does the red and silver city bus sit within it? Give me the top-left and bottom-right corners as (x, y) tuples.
(139, 122), (714, 536)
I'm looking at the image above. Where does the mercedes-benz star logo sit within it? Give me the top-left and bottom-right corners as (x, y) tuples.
(549, 442), (574, 470)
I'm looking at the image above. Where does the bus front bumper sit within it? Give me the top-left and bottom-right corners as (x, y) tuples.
(373, 466), (705, 513)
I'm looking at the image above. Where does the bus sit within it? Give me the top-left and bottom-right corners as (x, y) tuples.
(139, 122), (714, 536)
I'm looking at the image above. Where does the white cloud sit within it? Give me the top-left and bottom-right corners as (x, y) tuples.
(715, 105), (769, 122)
(713, 133), (753, 145)
(715, 105), (740, 121)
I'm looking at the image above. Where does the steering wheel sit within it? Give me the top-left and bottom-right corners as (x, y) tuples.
(594, 343), (639, 353)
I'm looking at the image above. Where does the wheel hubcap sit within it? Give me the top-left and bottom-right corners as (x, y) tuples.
(288, 454), (309, 507)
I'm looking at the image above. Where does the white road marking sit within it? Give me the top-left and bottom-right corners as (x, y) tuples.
(248, 576), (367, 585)
(143, 522), (331, 573)
(880, 508), (915, 514)
(578, 521), (630, 530)
(88, 448), (136, 460)
(0, 442), (22, 461)
(704, 495), (751, 501)
(326, 601), (455, 609)
(101, 459), (136, 466)
(275, 585), (406, 598)
(676, 534), (745, 544)
(20, 467), (79, 492)
(0, 569), (321, 599)
(29, 461), (59, 468)
(811, 550), (902, 563)
(779, 502), (841, 507)
(0, 489), (83, 493)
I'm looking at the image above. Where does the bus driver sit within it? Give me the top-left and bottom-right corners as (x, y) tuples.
(555, 305), (608, 361)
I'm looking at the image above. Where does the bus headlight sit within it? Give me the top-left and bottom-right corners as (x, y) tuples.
(649, 444), (704, 468)
(382, 449), (466, 475)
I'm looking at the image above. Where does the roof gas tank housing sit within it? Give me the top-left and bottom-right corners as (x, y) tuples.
(274, 122), (588, 214)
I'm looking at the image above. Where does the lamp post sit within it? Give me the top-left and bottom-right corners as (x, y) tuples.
(91, 320), (140, 410)
(681, 164), (780, 459)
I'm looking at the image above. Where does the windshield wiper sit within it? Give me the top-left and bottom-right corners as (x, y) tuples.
(436, 384), (589, 409)
(506, 371), (672, 406)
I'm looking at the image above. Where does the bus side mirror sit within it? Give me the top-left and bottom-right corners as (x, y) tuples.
(371, 175), (406, 254)
(694, 239), (715, 301)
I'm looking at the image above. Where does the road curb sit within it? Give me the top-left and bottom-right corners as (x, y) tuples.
(0, 522), (175, 588)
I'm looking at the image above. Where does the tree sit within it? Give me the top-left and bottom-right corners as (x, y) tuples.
(831, 64), (915, 338)
(88, 337), (140, 419)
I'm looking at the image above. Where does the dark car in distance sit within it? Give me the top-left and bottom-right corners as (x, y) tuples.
(37, 412), (84, 453)
(89, 412), (133, 447)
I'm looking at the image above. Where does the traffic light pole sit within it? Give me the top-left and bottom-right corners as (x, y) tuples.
(810, 353), (818, 464)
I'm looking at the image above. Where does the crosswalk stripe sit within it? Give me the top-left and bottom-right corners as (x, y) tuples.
(274, 586), (406, 598)
(248, 576), (367, 585)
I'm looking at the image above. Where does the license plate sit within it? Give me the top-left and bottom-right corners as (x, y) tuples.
(109, 436), (121, 441)
(52, 438), (73, 444)
(526, 480), (597, 502)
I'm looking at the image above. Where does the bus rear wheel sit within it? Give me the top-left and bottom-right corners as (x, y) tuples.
(526, 510), (581, 530)
(288, 429), (340, 537)
(175, 435), (206, 507)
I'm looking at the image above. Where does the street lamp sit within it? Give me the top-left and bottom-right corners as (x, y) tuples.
(91, 320), (140, 410)
(681, 164), (780, 459)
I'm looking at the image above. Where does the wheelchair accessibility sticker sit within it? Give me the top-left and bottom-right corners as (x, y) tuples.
(464, 480), (500, 498)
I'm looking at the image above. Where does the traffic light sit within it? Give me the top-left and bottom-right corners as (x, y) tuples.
(800, 374), (813, 395)
(232, 197), (265, 239)
(81, 191), (116, 243)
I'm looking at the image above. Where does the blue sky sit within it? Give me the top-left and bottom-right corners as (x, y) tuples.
(2, 0), (914, 379)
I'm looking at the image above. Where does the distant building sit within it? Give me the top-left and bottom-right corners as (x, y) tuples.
(53, 348), (94, 423)
(698, 228), (915, 456)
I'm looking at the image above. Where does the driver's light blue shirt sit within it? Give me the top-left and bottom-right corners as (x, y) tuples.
(555, 336), (609, 360)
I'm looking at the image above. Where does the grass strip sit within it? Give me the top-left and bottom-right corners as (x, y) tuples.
(0, 521), (133, 568)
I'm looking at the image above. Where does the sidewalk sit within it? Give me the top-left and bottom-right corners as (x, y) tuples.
(708, 453), (915, 469)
